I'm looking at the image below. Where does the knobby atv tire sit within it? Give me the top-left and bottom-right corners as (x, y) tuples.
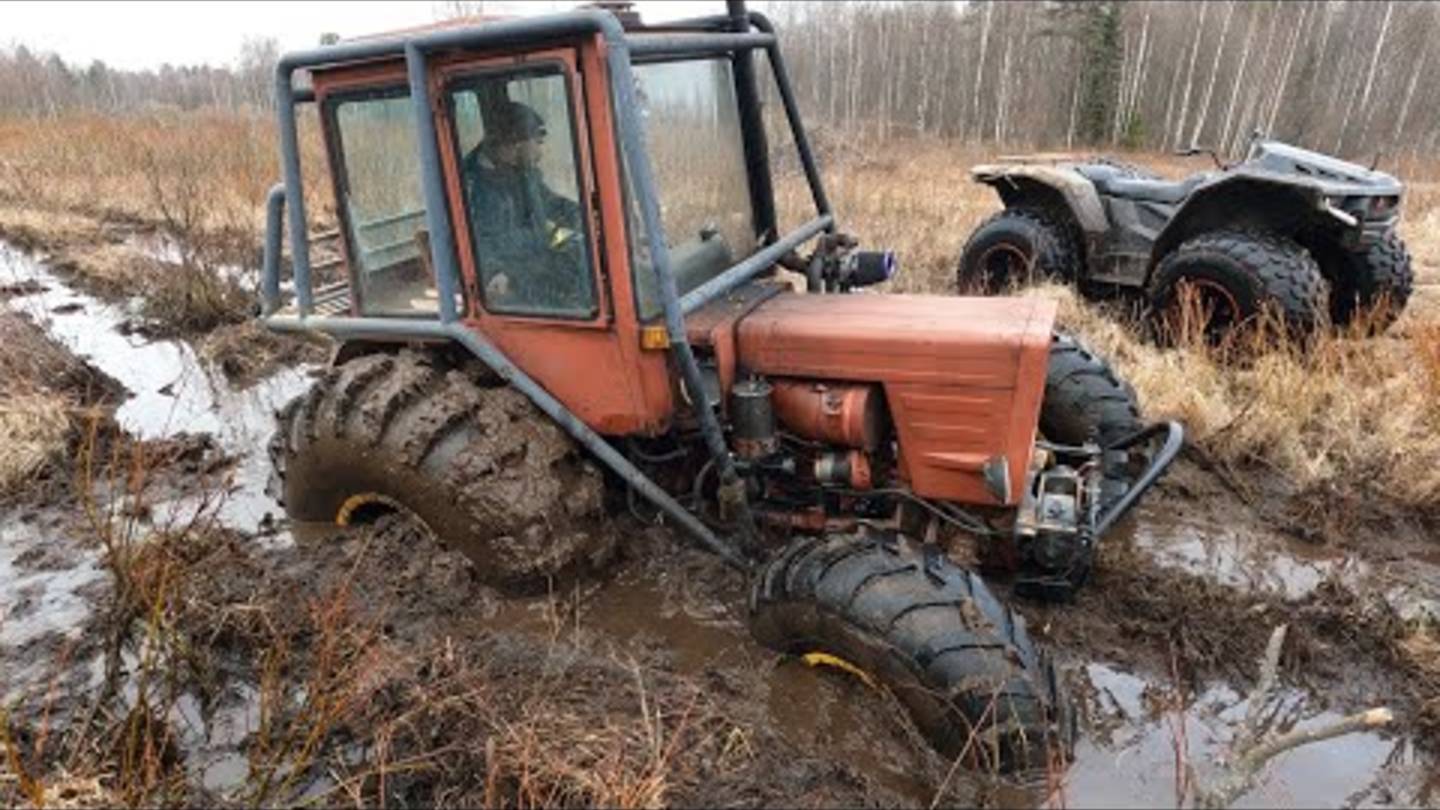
(749, 530), (1073, 772)
(1331, 229), (1414, 332)
(1148, 229), (1329, 337)
(269, 349), (612, 586)
(958, 208), (1080, 293)
(1041, 332), (1145, 509)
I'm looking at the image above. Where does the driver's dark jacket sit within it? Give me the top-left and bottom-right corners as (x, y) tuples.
(460, 147), (588, 310)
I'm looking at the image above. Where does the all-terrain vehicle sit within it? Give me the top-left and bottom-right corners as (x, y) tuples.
(257, 1), (1180, 772)
(959, 138), (1414, 336)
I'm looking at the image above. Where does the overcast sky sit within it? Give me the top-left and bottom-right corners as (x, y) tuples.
(5, 1), (736, 71)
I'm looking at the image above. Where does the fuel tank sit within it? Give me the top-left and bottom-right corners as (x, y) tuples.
(733, 292), (1056, 506)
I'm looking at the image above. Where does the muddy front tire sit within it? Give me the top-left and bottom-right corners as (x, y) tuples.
(1330, 230), (1414, 332)
(269, 349), (613, 586)
(1042, 332), (1146, 510)
(749, 530), (1073, 772)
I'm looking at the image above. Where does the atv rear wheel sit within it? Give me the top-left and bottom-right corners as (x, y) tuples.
(1330, 230), (1414, 332)
(749, 530), (1073, 772)
(270, 349), (613, 586)
(1148, 229), (1328, 340)
(958, 208), (1080, 293)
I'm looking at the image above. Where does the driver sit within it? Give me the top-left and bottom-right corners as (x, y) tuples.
(461, 100), (586, 309)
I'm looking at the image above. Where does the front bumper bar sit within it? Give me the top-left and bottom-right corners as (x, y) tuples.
(1014, 420), (1184, 601)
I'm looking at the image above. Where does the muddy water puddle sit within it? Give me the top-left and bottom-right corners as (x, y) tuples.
(484, 569), (1428, 808)
(1, 238), (1434, 805)
(479, 568), (941, 804)
(1, 241), (313, 532)
(1063, 663), (1427, 809)
(1121, 500), (1364, 600)
(1121, 494), (1440, 629)
(2, 240), (313, 702)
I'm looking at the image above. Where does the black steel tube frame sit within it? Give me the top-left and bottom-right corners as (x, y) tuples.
(261, 183), (284, 315)
(679, 215), (830, 313)
(746, 11), (833, 225)
(628, 31), (774, 56)
(264, 6), (836, 565)
(1092, 421), (1185, 537)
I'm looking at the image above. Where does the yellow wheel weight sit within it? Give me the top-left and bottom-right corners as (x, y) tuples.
(335, 492), (404, 527)
(801, 651), (877, 690)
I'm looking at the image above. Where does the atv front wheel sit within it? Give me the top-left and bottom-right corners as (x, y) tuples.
(270, 349), (613, 586)
(1330, 229), (1414, 332)
(749, 530), (1073, 772)
(1148, 229), (1328, 340)
(958, 208), (1079, 293)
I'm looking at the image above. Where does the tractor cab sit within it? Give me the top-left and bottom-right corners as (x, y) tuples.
(263, 4), (831, 436)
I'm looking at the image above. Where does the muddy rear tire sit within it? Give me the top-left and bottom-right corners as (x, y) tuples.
(958, 208), (1080, 293)
(269, 349), (612, 586)
(749, 530), (1073, 772)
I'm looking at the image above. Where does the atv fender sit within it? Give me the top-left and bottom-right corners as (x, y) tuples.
(971, 164), (1109, 236)
(1149, 171), (1332, 271)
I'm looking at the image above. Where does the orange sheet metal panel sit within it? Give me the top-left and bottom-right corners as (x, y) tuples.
(684, 282), (787, 406)
(770, 380), (885, 450)
(734, 292), (1056, 505)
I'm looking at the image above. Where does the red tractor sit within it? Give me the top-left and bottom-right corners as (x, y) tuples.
(258, 1), (1181, 772)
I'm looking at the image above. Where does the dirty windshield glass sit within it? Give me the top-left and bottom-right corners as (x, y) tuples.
(630, 58), (755, 319)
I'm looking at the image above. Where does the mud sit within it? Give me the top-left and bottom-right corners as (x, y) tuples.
(2, 237), (1438, 807)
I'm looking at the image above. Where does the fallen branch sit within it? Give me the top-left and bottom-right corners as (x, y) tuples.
(1190, 625), (1394, 809)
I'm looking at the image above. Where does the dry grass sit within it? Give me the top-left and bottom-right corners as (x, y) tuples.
(0, 112), (331, 236)
(0, 392), (73, 492)
(0, 111), (334, 335)
(0, 312), (117, 494)
(1041, 285), (1440, 510)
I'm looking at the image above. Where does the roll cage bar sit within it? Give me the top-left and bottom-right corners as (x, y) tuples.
(260, 2), (833, 568)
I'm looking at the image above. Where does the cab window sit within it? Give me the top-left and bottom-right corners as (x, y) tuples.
(329, 87), (456, 316)
(447, 64), (597, 319)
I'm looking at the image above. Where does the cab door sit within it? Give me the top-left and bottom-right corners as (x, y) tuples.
(432, 42), (671, 436)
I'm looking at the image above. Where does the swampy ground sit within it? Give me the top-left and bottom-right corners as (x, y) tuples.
(2, 130), (1439, 807)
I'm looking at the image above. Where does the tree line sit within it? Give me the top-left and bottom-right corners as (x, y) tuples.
(769, 0), (1439, 162)
(2, 1), (1436, 164)
(0, 36), (283, 116)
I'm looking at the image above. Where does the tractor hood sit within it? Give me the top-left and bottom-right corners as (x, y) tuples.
(723, 291), (1058, 505)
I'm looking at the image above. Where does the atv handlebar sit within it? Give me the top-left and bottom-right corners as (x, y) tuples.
(1174, 145), (1228, 171)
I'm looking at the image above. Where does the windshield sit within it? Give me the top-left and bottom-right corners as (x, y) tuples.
(629, 57), (755, 319)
